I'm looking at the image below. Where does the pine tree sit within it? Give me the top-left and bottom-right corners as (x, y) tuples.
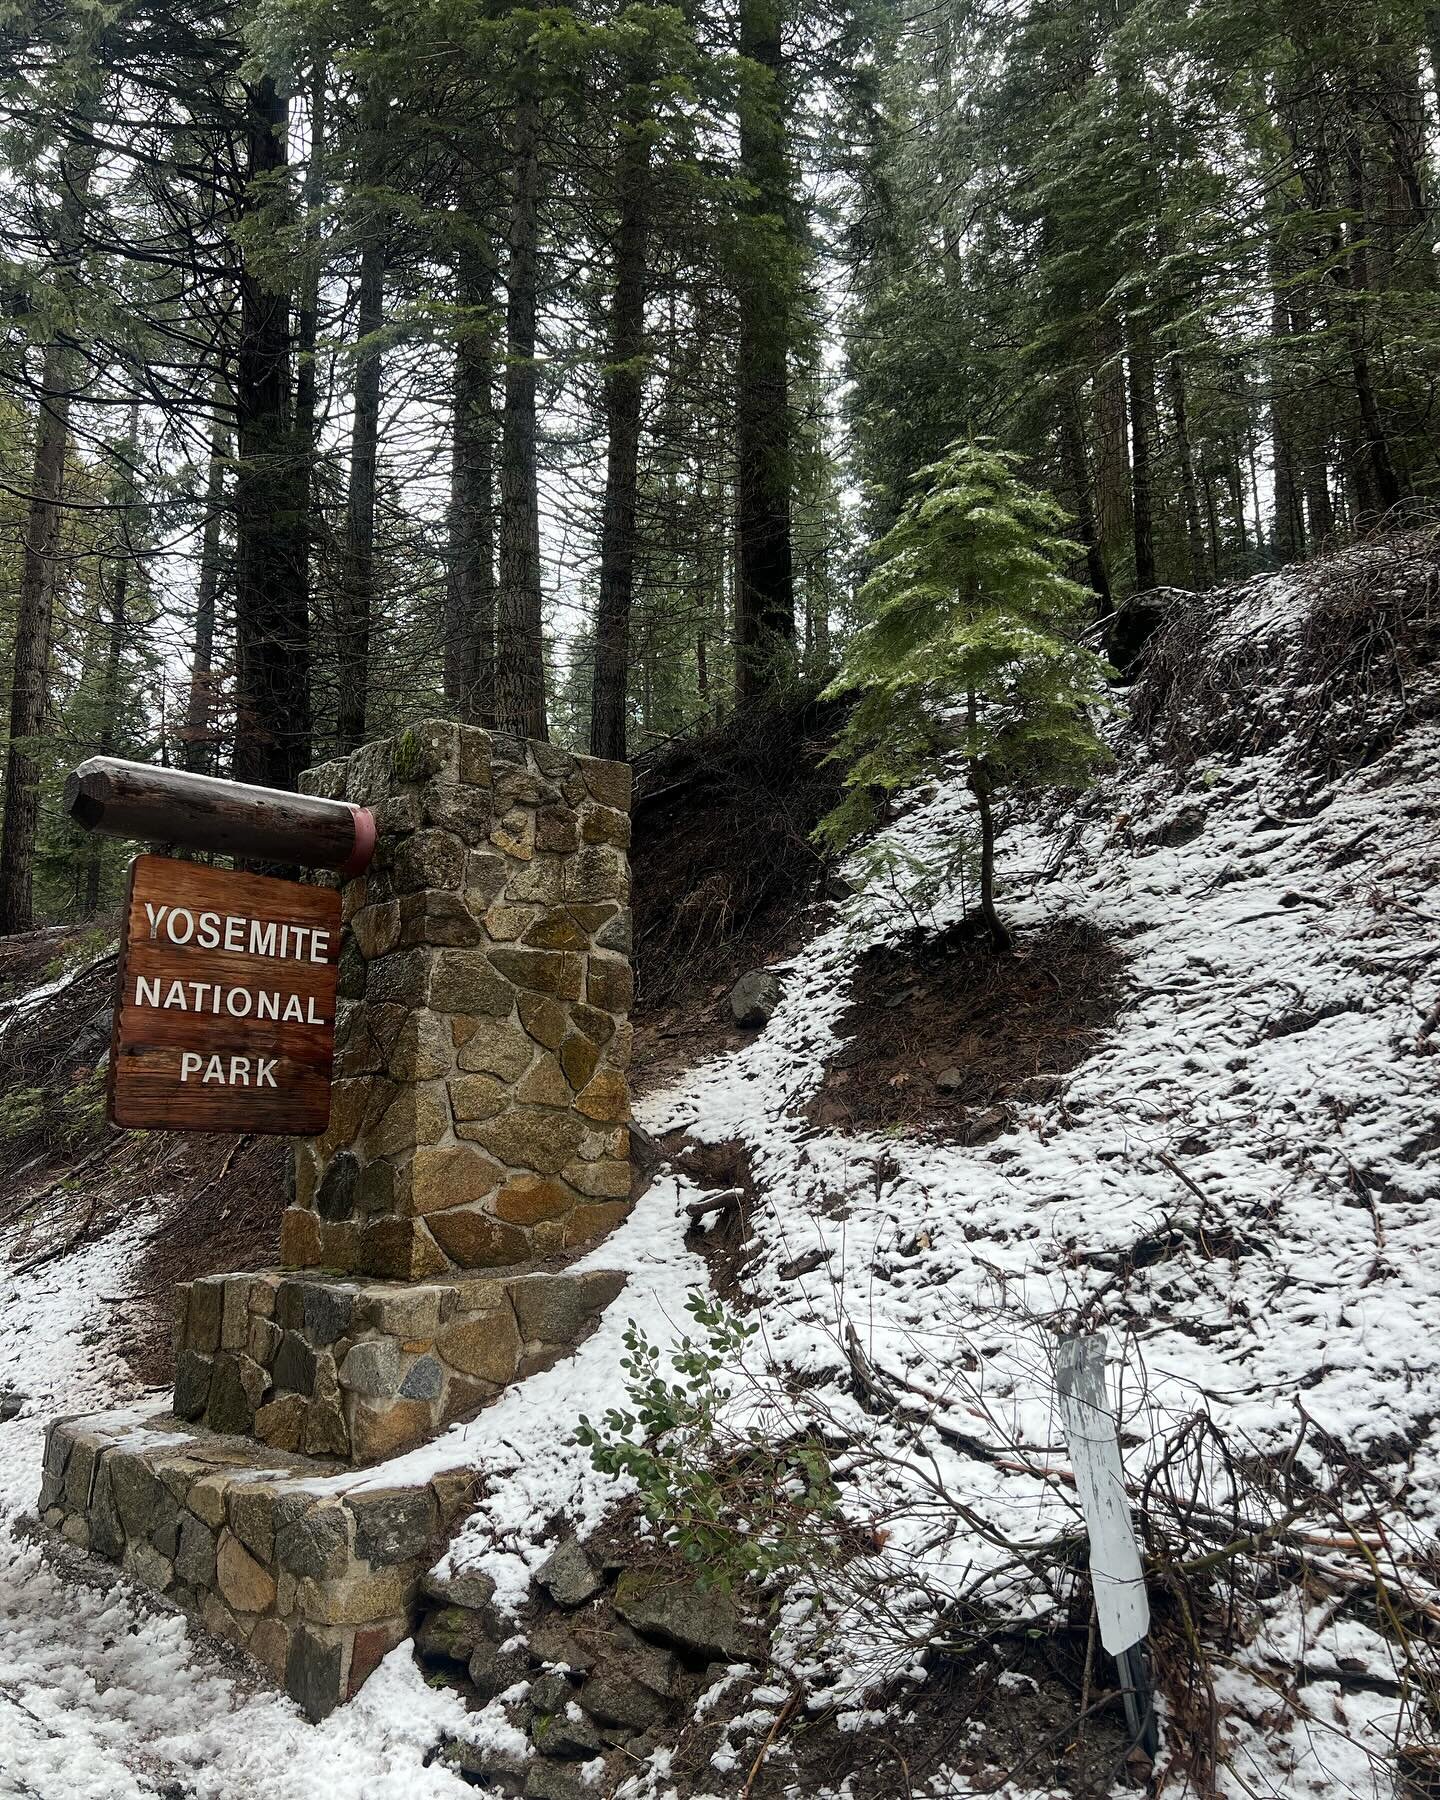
(819, 443), (1112, 951)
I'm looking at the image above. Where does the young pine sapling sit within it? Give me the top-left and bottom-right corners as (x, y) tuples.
(818, 442), (1113, 951)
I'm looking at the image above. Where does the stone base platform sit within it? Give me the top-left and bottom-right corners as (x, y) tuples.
(174, 1266), (625, 1466)
(39, 1407), (479, 1719)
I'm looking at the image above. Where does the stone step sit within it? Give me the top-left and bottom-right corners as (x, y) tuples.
(174, 1265), (625, 1465)
(39, 1406), (478, 1720)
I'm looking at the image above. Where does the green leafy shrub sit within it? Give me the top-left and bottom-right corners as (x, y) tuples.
(578, 1293), (840, 1589)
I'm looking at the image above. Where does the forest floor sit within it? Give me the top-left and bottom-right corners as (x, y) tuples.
(1, 531), (1439, 1797)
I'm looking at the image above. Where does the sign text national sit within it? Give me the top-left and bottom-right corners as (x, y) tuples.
(109, 855), (341, 1134)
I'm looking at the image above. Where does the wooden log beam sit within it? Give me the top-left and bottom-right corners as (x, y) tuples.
(64, 756), (376, 875)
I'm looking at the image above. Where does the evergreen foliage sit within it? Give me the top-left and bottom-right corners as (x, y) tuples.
(820, 444), (1112, 948)
(2, 0), (1439, 925)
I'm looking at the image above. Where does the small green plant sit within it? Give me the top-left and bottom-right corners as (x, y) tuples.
(43, 926), (115, 983)
(0, 1088), (45, 1143)
(0, 1072), (108, 1152)
(818, 441), (1114, 951)
(57, 1069), (109, 1149)
(843, 837), (972, 938)
(578, 1293), (841, 1589)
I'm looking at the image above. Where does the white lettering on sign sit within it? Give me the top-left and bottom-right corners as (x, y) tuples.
(179, 1052), (278, 1087)
(132, 976), (325, 1026)
(140, 903), (331, 964)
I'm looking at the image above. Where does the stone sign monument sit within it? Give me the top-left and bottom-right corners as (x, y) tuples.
(39, 721), (635, 1718)
(110, 856), (342, 1134)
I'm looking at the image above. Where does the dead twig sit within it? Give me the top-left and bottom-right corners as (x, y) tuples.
(740, 1682), (805, 1800)
(12, 1189), (105, 1276)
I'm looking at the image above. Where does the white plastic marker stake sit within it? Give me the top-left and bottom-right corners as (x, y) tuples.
(1055, 1333), (1159, 1757)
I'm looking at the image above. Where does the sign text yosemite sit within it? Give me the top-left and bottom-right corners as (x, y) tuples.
(109, 855), (341, 1134)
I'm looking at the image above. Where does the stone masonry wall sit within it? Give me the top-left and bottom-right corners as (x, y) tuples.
(287, 721), (633, 1280)
(38, 720), (642, 1720)
(171, 1267), (625, 1466)
(40, 1409), (479, 1719)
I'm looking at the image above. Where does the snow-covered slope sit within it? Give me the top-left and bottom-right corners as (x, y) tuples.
(1, 544), (1437, 1798)
(600, 560), (1440, 1796)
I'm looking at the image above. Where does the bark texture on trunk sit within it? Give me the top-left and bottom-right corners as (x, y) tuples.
(232, 73), (312, 793)
(734, 0), (795, 701)
(1092, 314), (1132, 565)
(590, 79), (652, 762)
(496, 80), (548, 741)
(336, 220), (386, 752)
(1163, 348), (1206, 587)
(966, 690), (1010, 954)
(294, 63), (327, 649)
(0, 132), (98, 934)
(1061, 380), (1112, 614)
(1268, 232), (1305, 559)
(1, 344), (74, 933)
(1126, 304), (1158, 591)
(1336, 89), (1404, 522)
(182, 410), (230, 774)
(445, 229), (498, 727)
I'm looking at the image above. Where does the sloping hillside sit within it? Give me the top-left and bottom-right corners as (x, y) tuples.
(1, 532), (1438, 1799)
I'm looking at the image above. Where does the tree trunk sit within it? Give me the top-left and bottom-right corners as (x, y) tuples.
(590, 77), (652, 762)
(1268, 240), (1305, 559)
(231, 73), (311, 793)
(1226, 441), (1248, 554)
(734, 0), (796, 700)
(86, 530), (133, 914)
(1092, 315), (1132, 565)
(182, 409), (229, 774)
(1162, 348), (1206, 587)
(0, 133), (98, 934)
(1127, 305), (1158, 591)
(1246, 425), (1266, 555)
(445, 228), (498, 726)
(967, 691), (1009, 954)
(1202, 468), (1221, 574)
(294, 62), (327, 638)
(336, 218), (386, 752)
(1061, 381), (1113, 613)
(1, 345), (73, 933)
(1335, 91), (1404, 522)
(495, 76), (548, 741)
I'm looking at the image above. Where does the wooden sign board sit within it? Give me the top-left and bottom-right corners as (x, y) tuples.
(108, 854), (341, 1135)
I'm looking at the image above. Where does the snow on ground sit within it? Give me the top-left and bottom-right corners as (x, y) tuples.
(0, 561), (1436, 1796)
(457, 573), (1439, 1794)
(0, 1220), (479, 1798)
(0, 1170), (708, 1795)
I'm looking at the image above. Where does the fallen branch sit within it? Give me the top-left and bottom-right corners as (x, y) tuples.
(779, 1248), (831, 1281)
(12, 1189), (105, 1276)
(844, 1323), (999, 1462)
(685, 1188), (743, 1222)
(0, 1138), (116, 1235)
